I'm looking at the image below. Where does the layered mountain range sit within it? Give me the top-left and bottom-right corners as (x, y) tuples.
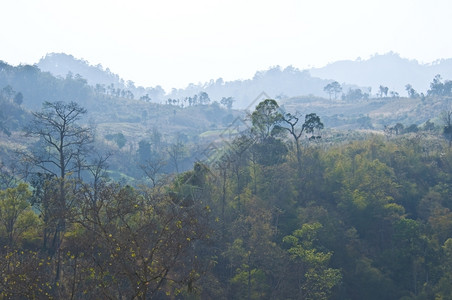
(36, 52), (452, 108)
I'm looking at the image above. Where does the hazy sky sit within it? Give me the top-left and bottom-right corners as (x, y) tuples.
(2, 0), (452, 90)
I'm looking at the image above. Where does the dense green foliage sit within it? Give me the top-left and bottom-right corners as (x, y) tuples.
(196, 128), (452, 299)
(2, 98), (452, 299)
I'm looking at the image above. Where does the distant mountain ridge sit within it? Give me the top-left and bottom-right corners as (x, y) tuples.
(309, 52), (452, 95)
(166, 66), (339, 109)
(37, 53), (165, 102)
(38, 53), (125, 88)
(37, 53), (338, 107)
(0, 58), (448, 134)
(35, 52), (452, 108)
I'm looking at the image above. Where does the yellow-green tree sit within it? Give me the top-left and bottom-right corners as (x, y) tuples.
(283, 222), (342, 300)
(0, 183), (39, 247)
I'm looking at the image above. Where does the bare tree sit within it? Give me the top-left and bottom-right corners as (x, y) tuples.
(85, 152), (111, 203)
(281, 112), (323, 171)
(23, 101), (93, 286)
(140, 155), (167, 188)
(24, 101), (93, 179)
(167, 139), (186, 174)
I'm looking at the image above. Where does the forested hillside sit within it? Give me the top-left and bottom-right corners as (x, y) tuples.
(1, 59), (452, 299)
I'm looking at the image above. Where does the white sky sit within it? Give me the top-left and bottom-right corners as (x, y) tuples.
(1, 0), (452, 90)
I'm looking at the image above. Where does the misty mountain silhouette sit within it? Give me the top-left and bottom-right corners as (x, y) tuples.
(37, 52), (452, 107)
(310, 52), (452, 95)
